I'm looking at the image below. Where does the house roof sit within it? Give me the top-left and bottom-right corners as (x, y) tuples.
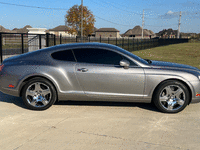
(96, 28), (119, 32)
(157, 28), (178, 36)
(12, 25), (32, 33)
(148, 30), (155, 35)
(49, 25), (70, 31)
(0, 25), (11, 32)
(123, 26), (152, 36)
(92, 27), (98, 32)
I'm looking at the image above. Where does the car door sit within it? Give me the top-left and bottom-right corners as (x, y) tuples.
(73, 48), (145, 101)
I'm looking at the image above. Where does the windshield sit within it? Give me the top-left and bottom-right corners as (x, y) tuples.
(115, 46), (149, 64)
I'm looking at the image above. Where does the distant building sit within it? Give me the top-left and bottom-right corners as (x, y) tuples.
(12, 25), (32, 33)
(123, 26), (155, 38)
(156, 29), (178, 38)
(0, 25), (11, 33)
(27, 28), (47, 52)
(89, 27), (98, 37)
(95, 28), (120, 38)
(47, 25), (76, 37)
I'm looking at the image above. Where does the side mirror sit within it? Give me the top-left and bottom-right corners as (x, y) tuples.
(120, 59), (130, 69)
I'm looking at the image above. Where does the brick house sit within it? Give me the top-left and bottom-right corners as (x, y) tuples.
(156, 29), (178, 38)
(123, 26), (155, 38)
(95, 28), (120, 38)
(48, 25), (76, 37)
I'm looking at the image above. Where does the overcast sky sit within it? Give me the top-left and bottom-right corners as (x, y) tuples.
(0, 0), (200, 33)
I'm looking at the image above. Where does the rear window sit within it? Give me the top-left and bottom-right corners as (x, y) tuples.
(51, 50), (75, 62)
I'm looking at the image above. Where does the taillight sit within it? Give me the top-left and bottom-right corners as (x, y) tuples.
(0, 64), (4, 72)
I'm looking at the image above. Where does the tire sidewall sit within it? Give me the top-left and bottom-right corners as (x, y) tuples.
(22, 78), (57, 110)
(153, 80), (190, 113)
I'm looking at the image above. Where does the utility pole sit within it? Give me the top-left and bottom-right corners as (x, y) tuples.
(177, 11), (182, 39)
(142, 9), (144, 39)
(81, 0), (83, 42)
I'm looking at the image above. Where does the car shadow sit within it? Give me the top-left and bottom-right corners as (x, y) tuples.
(0, 92), (27, 109)
(0, 92), (160, 112)
(54, 100), (160, 113)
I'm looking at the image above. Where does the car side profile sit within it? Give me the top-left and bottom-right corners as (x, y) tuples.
(0, 43), (200, 113)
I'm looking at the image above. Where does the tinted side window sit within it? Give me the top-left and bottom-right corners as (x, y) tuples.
(73, 48), (123, 65)
(51, 50), (75, 62)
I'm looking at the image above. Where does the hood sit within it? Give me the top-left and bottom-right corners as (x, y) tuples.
(150, 60), (200, 72)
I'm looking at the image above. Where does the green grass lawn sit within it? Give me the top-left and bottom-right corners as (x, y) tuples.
(132, 42), (200, 69)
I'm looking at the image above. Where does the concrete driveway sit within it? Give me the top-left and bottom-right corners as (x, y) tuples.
(1, 91), (200, 150)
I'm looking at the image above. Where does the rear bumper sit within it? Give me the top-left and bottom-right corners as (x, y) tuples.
(0, 87), (19, 97)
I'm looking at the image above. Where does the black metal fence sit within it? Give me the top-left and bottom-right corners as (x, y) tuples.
(0, 32), (189, 63)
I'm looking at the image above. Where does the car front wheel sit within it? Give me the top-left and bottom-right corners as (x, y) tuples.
(22, 77), (57, 110)
(153, 80), (190, 113)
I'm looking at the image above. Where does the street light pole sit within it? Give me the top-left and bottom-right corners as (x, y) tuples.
(81, 0), (83, 42)
(142, 9), (144, 39)
(177, 11), (182, 39)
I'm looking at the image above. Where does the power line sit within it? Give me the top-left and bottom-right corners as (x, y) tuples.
(145, 24), (177, 27)
(90, 0), (141, 15)
(0, 1), (135, 27)
(95, 16), (133, 27)
(0, 1), (67, 10)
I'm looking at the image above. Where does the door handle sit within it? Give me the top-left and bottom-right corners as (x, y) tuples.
(77, 68), (88, 72)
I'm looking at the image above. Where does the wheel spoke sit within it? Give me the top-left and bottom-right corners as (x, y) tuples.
(174, 88), (183, 97)
(41, 88), (51, 97)
(167, 104), (173, 110)
(176, 99), (184, 106)
(160, 96), (168, 102)
(30, 100), (37, 106)
(41, 99), (49, 105)
(34, 83), (41, 92)
(165, 86), (173, 95)
(26, 90), (35, 97)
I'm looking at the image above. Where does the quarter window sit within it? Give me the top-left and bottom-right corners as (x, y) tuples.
(51, 50), (75, 62)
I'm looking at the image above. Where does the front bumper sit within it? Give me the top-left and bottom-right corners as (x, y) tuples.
(191, 97), (200, 103)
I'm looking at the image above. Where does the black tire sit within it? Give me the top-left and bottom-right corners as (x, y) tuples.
(22, 77), (57, 110)
(153, 80), (190, 113)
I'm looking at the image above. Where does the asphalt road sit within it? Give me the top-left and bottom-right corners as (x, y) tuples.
(1, 91), (200, 150)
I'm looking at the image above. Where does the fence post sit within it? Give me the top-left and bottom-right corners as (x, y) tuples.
(60, 34), (62, 44)
(39, 34), (42, 49)
(76, 36), (78, 42)
(137, 39), (139, 50)
(21, 34), (24, 53)
(100, 36), (101, 43)
(116, 37), (117, 46)
(122, 38), (124, 48)
(108, 37), (109, 44)
(54, 34), (56, 45)
(89, 36), (90, 42)
(132, 38), (134, 51)
(128, 38), (129, 51)
(46, 33), (49, 47)
(0, 33), (2, 63)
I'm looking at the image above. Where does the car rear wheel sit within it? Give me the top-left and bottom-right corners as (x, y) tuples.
(22, 77), (57, 110)
(153, 80), (190, 113)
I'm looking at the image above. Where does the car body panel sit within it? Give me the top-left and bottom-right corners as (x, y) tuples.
(75, 63), (146, 101)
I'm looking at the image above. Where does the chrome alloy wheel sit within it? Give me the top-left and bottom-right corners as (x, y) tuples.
(159, 85), (185, 111)
(25, 82), (52, 107)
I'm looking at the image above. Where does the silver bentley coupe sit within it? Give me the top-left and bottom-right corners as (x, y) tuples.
(0, 43), (200, 113)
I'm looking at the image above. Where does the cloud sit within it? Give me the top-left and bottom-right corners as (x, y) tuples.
(159, 11), (179, 19)
(166, 11), (174, 15)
